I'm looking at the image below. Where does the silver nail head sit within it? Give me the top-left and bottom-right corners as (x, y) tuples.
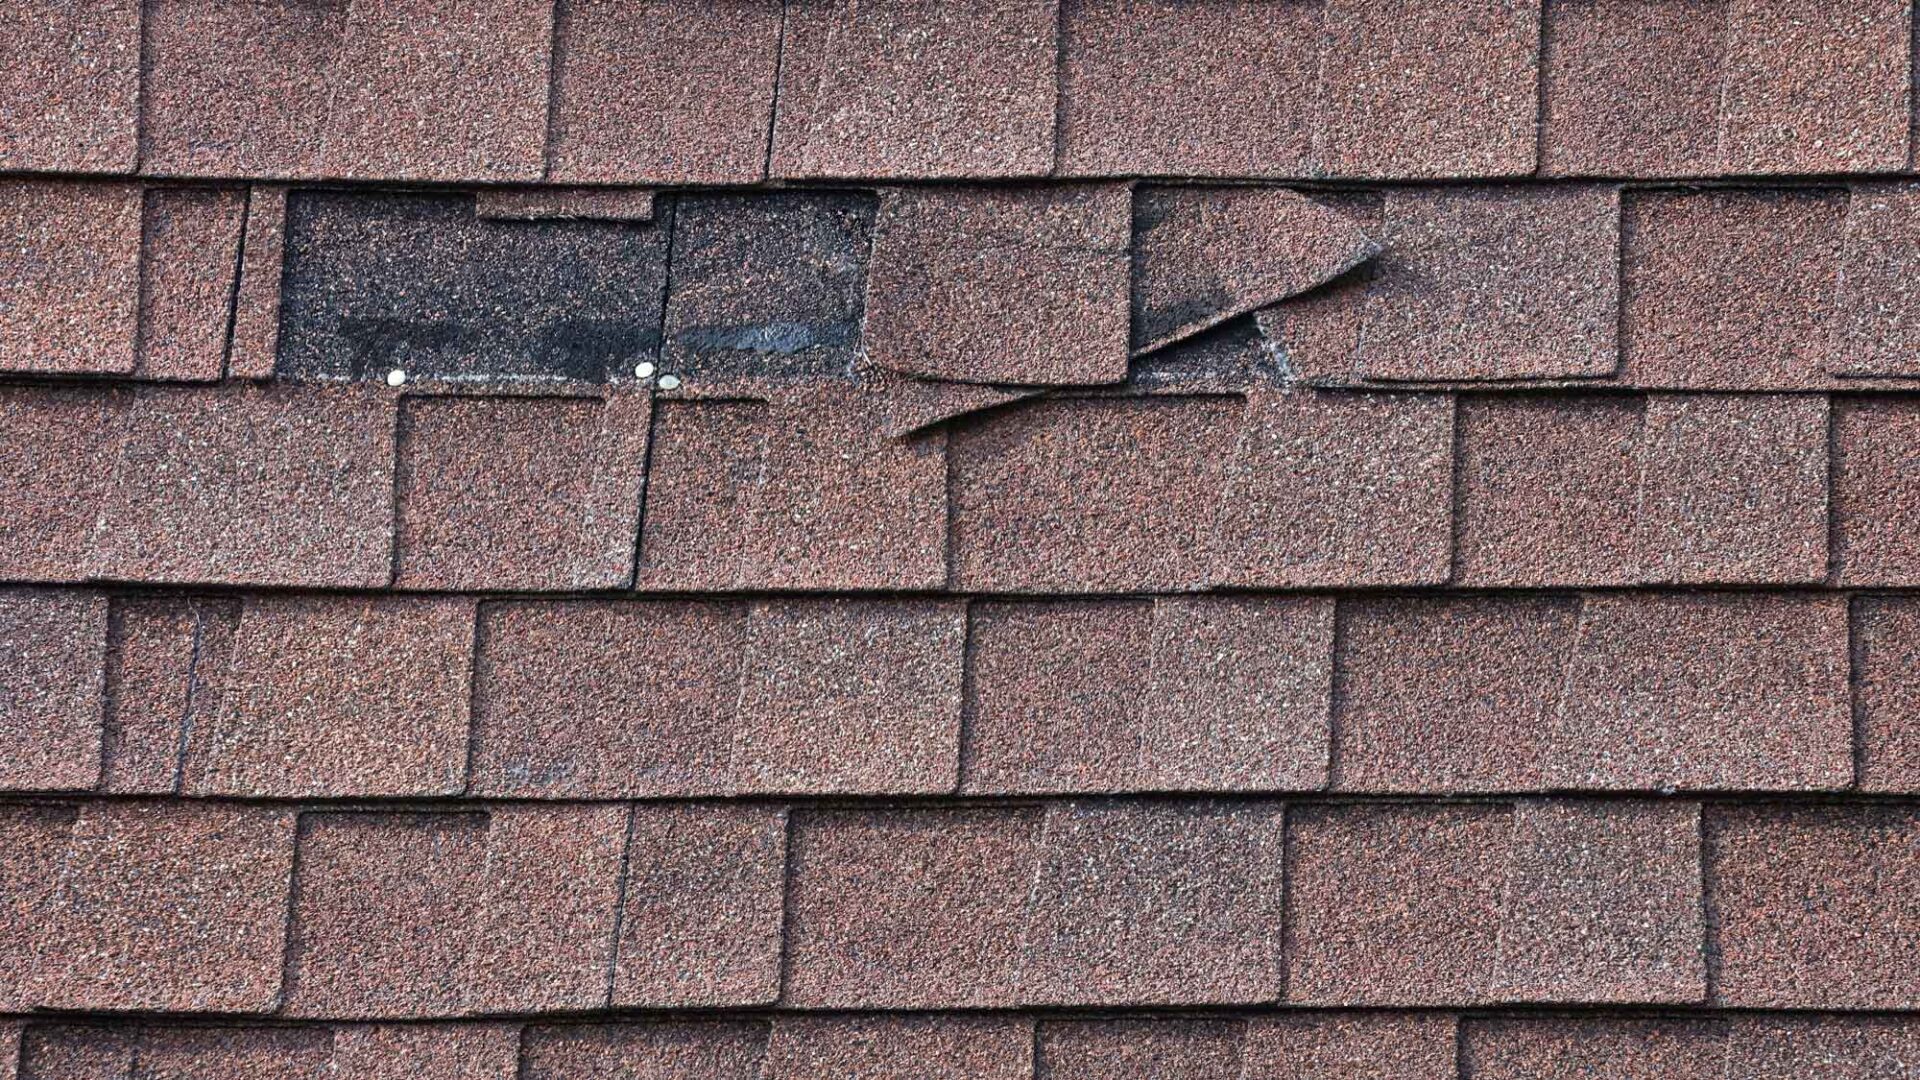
(385, 368), (407, 387)
(657, 374), (682, 391)
(634, 361), (656, 379)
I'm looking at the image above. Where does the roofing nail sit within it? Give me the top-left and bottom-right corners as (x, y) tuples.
(634, 361), (657, 379)
(385, 368), (407, 387)
(657, 374), (682, 391)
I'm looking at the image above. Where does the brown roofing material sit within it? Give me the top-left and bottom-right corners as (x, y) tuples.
(1833, 395), (1920, 584)
(0, 0), (138, 174)
(0, 590), (107, 791)
(765, 1016), (1033, 1080)
(0, 180), (141, 375)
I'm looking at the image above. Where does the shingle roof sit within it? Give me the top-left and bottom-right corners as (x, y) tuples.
(3, 2), (1919, 1074)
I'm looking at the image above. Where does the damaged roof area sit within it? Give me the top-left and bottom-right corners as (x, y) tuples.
(4, 1), (1920, 1077)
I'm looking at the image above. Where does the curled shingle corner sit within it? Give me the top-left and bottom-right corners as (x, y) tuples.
(870, 374), (1041, 439)
(1131, 185), (1380, 357)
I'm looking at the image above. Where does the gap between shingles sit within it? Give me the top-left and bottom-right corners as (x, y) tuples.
(761, 1), (792, 181)
(460, 601), (491, 797)
(168, 602), (212, 794)
(217, 189), (255, 380)
(600, 803), (640, 1008)
(539, 0), (570, 182)
(952, 601), (980, 794)
(1320, 600), (1349, 793)
(622, 393), (664, 590)
(772, 807), (800, 1005)
(276, 811), (316, 1013)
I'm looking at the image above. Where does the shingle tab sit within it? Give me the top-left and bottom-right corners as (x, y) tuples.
(1709, 805), (1920, 1008)
(1834, 396), (1920, 584)
(1539, 0), (1728, 177)
(0, 180), (141, 375)
(0, 387), (126, 584)
(1466, 1018), (1728, 1080)
(1854, 596), (1920, 792)
(520, 1023), (769, 1080)
(0, 0), (137, 173)
(0, 589), (106, 792)
(0, 806), (75, 1012)
(99, 597), (230, 794)
(137, 187), (246, 382)
(1037, 1019), (1244, 1080)
(332, 1025), (520, 1080)
(1720, 0), (1909, 175)
(1832, 183), (1920, 376)
(549, 0), (782, 185)
(1020, 800), (1287, 1005)
(1242, 1014), (1457, 1080)
(766, 1017), (1032, 1080)
(183, 596), (473, 797)
(31, 802), (296, 1013)
(771, 0), (1058, 179)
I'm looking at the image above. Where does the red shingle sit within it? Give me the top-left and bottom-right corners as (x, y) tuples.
(771, 0), (1057, 179)
(332, 1025), (521, 1080)
(1318, 0), (1540, 179)
(1332, 595), (1580, 792)
(548, 0), (781, 185)
(87, 385), (395, 588)
(471, 600), (744, 798)
(15, 1026), (137, 1080)
(1037, 1019), (1243, 1080)
(284, 812), (489, 1018)
(137, 186), (246, 382)
(1709, 804), (1920, 1008)
(1832, 183), (1920, 376)
(1854, 596), (1920, 791)
(0, 806), (74, 1012)
(0, 387), (125, 584)
(1621, 188), (1846, 388)
(1497, 799), (1705, 1003)
(143, 0), (550, 181)
(1242, 1014), (1457, 1080)
(31, 802), (295, 1013)
(734, 600), (966, 794)
(1356, 186), (1621, 381)
(1286, 803), (1509, 1005)
(1210, 390), (1453, 588)
(950, 396), (1240, 593)
(865, 184), (1131, 386)
(0, 0), (137, 171)
(1466, 1018), (1727, 1080)
(462, 805), (629, 1014)
(1138, 595), (1334, 791)
(1720, 0), (1909, 175)
(637, 393), (948, 591)
(1833, 396), (1920, 584)
(135, 1028), (334, 1080)
(1130, 186), (1377, 356)
(520, 1023), (769, 1080)
(1631, 393), (1828, 584)
(765, 1016), (1032, 1080)
(0, 589), (106, 791)
(1454, 395), (1642, 586)
(785, 807), (1042, 1008)
(1057, 0), (1318, 177)
(1549, 593), (1850, 790)
(395, 394), (652, 591)
(227, 185), (286, 379)
(611, 804), (788, 1008)
(182, 595), (472, 797)
(1539, 0), (1727, 177)
(100, 596), (237, 794)
(962, 599), (1154, 794)
(0, 180), (140, 375)
(1020, 800), (1287, 1005)
(1730, 1017), (1920, 1079)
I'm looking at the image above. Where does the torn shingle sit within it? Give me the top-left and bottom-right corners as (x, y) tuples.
(549, 0), (781, 185)
(182, 596), (474, 798)
(276, 191), (669, 385)
(1709, 805), (1920, 1008)
(949, 396), (1240, 593)
(31, 802), (296, 1013)
(0, 589), (107, 792)
(1210, 389), (1454, 588)
(0, 180), (141, 375)
(1356, 186), (1621, 381)
(662, 191), (874, 382)
(1037, 1019), (1244, 1080)
(1631, 393), (1828, 584)
(1539, 0), (1728, 177)
(87, 385), (396, 588)
(100, 596), (238, 795)
(866, 184), (1130, 386)
(1332, 595), (1581, 793)
(1317, 0), (1541, 179)
(784, 807), (1043, 1008)
(765, 1016), (1032, 1080)
(519, 1023), (769, 1080)
(1056, 0), (1319, 178)
(1621, 187), (1846, 388)
(0, 0), (138, 173)
(611, 804), (787, 1008)
(1242, 1014), (1458, 1080)
(1131, 186), (1377, 356)
(1719, 0), (1909, 175)
(1549, 593), (1851, 790)
(0, 386), (125, 584)
(471, 600), (744, 799)
(395, 394), (652, 591)
(137, 186), (247, 382)
(1853, 596), (1920, 792)
(1020, 800), (1287, 1006)
(732, 600), (966, 795)
(771, 0), (1058, 180)
(1834, 396), (1920, 584)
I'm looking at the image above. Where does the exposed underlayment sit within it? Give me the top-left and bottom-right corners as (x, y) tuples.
(5, 1), (1920, 1077)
